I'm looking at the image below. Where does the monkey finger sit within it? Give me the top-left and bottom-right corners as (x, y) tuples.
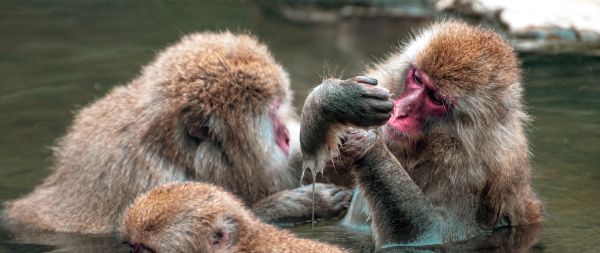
(351, 76), (378, 86)
(333, 201), (351, 215)
(328, 190), (353, 216)
(330, 188), (350, 203)
(373, 113), (392, 125)
(360, 87), (391, 100)
(359, 114), (390, 127)
(327, 186), (344, 196)
(366, 99), (394, 113)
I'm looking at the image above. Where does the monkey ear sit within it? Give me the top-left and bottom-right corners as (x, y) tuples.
(181, 108), (210, 142)
(186, 120), (209, 141)
(210, 215), (237, 250)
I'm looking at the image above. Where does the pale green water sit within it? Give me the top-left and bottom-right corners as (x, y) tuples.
(0, 1), (599, 252)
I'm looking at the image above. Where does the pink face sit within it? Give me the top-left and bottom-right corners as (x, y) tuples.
(269, 99), (290, 156)
(384, 66), (450, 141)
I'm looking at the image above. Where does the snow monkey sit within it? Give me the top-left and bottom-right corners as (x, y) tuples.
(121, 182), (348, 253)
(300, 21), (543, 248)
(3, 32), (351, 233)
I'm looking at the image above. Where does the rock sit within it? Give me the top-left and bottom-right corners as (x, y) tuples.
(436, 0), (600, 50)
(273, 0), (437, 22)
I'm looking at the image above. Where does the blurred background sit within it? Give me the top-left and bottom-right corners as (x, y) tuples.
(0, 0), (599, 252)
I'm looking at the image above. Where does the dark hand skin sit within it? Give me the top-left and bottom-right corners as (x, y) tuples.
(300, 76), (393, 161)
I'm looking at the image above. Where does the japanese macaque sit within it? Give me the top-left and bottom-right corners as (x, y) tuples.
(301, 21), (543, 248)
(121, 182), (348, 253)
(3, 32), (351, 234)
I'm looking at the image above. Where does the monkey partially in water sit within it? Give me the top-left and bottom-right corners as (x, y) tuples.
(121, 182), (348, 253)
(4, 32), (351, 233)
(301, 21), (543, 247)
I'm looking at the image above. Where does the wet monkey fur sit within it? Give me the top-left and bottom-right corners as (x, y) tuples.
(4, 32), (351, 233)
(301, 21), (543, 247)
(121, 182), (348, 253)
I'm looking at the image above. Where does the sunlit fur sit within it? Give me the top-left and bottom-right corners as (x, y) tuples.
(3, 32), (302, 233)
(357, 20), (543, 241)
(121, 182), (347, 253)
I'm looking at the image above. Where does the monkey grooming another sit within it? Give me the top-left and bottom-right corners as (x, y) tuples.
(301, 21), (543, 248)
(121, 182), (348, 253)
(3, 32), (351, 234)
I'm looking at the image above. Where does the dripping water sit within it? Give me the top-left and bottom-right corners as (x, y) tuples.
(312, 172), (316, 229)
(300, 167), (318, 229)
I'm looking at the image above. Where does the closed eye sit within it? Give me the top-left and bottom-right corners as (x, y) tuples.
(413, 72), (423, 85)
(426, 88), (444, 105)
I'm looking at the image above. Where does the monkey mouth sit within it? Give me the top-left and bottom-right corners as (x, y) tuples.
(383, 123), (415, 142)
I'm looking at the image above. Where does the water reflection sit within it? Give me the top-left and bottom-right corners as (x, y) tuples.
(1, 224), (126, 253)
(288, 221), (544, 253)
(0, 0), (599, 252)
(377, 225), (543, 253)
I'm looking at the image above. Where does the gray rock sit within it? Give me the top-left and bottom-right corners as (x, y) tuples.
(436, 0), (600, 50)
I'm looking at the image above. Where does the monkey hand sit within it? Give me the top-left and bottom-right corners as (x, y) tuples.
(312, 76), (393, 128)
(300, 76), (392, 177)
(252, 183), (352, 224)
(342, 128), (386, 162)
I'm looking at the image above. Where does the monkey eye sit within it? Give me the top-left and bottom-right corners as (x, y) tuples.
(413, 71), (423, 85)
(426, 88), (444, 106)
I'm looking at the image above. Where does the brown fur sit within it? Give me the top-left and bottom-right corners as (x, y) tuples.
(121, 182), (348, 253)
(316, 21), (543, 245)
(3, 32), (350, 233)
(370, 20), (542, 240)
(378, 20), (542, 227)
(419, 22), (520, 95)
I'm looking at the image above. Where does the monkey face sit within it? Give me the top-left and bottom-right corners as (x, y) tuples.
(379, 21), (519, 144)
(384, 65), (450, 141)
(140, 32), (295, 191)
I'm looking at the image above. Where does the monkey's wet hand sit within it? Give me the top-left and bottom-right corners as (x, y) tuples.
(342, 128), (386, 161)
(300, 76), (392, 177)
(252, 183), (352, 224)
(318, 76), (393, 128)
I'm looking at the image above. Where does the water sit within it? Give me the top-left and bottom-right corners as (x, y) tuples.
(1, 1), (599, 252)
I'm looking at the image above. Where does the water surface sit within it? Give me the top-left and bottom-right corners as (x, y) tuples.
(1, 1), (599, 252)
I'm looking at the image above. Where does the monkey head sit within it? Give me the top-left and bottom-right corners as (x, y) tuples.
(121, 183), (252, 253)
(371, 21), (521, 150)
(137, 32), (295, 201)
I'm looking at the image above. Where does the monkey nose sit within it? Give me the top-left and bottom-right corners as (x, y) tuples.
(352, 76), (378, 86)
(393, 105), (409, 118)
(395, 112), (408, 119)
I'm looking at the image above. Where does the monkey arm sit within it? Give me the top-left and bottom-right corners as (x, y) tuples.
(352, 134), (444, 248)
(251, 183), (352, 224)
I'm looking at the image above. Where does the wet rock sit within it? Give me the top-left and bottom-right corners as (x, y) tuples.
(261, 0), (600, 52)
(436, 0), (600, 51)
(273, 0), (436, 22)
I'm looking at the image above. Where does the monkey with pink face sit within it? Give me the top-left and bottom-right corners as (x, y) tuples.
(301, 20), (543, 248)
(3, 32), (356, 234)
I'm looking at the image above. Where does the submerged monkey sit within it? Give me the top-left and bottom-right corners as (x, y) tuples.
(301, 21), (543, 248)
(3, 32), (351, 233)
(121, 182), (348, 253)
